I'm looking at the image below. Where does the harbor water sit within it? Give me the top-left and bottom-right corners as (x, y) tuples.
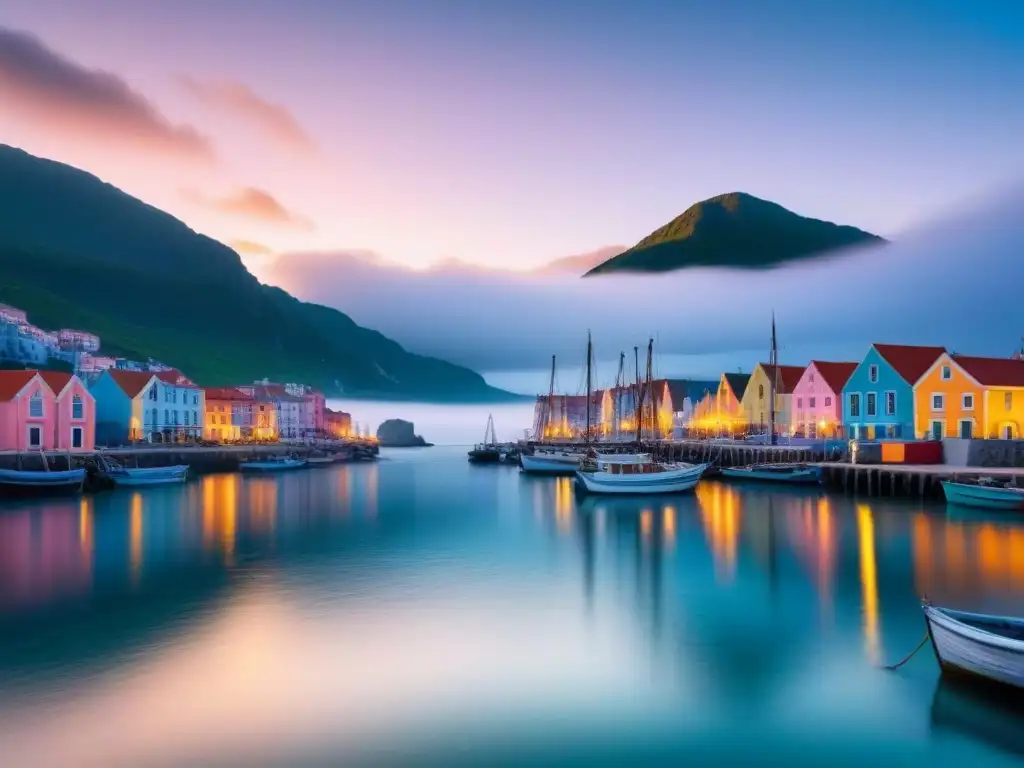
(1, 447), (1023, 766)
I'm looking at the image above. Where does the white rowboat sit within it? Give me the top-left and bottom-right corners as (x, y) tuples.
(575, 456), (709, 495)
(109, 465), (189, 487)
(923, 604), (1024, 691)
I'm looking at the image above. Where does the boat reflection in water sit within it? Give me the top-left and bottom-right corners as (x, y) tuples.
(2, 453), (1024, 765)
(930, 677), (1024, 758)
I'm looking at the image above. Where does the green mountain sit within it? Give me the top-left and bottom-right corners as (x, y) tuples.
(585, 192), (883, 275)
(0, 145), (516, 402)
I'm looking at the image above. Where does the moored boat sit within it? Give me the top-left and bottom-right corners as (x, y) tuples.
(720, 463), (822, 485)
(109, 465), (189, 487)
(520, 450), (584, 475)
(941, 480), (1024, 511)
(0, 467), (86, 496)
(239, 457), (307, 472)
(575, 455), (709, 495)
(922, 604), (1024, 691)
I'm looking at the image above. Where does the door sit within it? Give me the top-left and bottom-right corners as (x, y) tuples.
(28, 426), (41, 448)
(959, 420), (973, 439)
(71, 427), (83, 449)
(1003, 424), (1015, 440)
(930, 421), (944, 440)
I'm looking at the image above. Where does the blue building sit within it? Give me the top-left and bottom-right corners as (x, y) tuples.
(841, 344), (945, 439)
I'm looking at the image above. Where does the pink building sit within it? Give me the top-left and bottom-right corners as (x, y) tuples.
(0, 370), (58, 450)
(39, 371), (96, 451)
(58, 329), (101, 352)
(791, 361), (858, 438)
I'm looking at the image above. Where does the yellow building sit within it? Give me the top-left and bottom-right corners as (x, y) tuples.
(913, 353), (1024, 439)
(740, 364), (805, 434)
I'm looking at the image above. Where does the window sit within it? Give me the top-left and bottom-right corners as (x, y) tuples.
(809, 373), (815, 383)
(72, 426), (83, 449)
(1006, 392), (1013, 411)
(797, 397), (803, 408)
(220, 414), (227, 425)
(29, 390), (43, 417)
(868, 365), (879, 383)
(149, 386), (157, 401)
(193, 394), (199, 406)
(824, 396), (831, 407)
(151, 407), (158, 425)
(866, 393), (877, 417)
(164, 409), (170, 424)
(183, 411), (189, 426)
(809, 397), (816, 408)
(941, 365), (951, 381)
(885, 391), (896, 416)
(72, 394), (84, 419)
(759, 384), (764, 400)
(886, 425), (897, 438)
(959, 420), (973, 439)
(932, 394), (944, 411)
(193, 410), (198, 426)
(849, 393), (861, 418)
(28, 426), (41, 448)
(962, 393), (974, 410)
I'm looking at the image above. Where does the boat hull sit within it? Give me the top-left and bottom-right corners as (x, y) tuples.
(468, 449), (501, 464)
(0, 468), (86, 496)
(941, 481), (1024, 511)
(111, 465), (189, 487)
(574, 463), (709, 495)
(239, 460), (307, 472)
(924, 605), (1024, 691)
(720, 466), (822, 485)
(520, 453), (581, 475)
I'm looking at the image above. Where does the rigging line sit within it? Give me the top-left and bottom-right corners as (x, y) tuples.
(880, 633), (929, 670)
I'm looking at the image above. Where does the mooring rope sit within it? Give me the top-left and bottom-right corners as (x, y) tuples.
(881, 633), (930, 670)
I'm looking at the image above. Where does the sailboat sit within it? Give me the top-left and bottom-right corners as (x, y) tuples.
(468, 414), (502, 463)
(575, 339), (709, 495)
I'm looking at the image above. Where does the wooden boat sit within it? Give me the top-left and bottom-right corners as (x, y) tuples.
(109, 465), (189, 487)
(575, 455), (709, 495)
(520, 450), (584, 474)
(720, 463), (822, 485)
(239, 457), (307, 472)
(941, 480), (1024, 511)
(0, 467), (86, 496)
(923, 604), (1024, 691)
(306, 455), (340, 466)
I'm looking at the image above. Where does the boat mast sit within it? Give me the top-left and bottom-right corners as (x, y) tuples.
(545, 354), (556, 438)
(644, 338), (654, 439)
(768, 312), (778, 446)
(633, 346), (641, 442)
(614, 351), (625, 440)
(585, 330), (593, 445)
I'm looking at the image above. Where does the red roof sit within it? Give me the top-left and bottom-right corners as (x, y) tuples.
(203, 386), (254, 402)
(953, 355), (1024, 387)
(873, 344), (946, 384)
(810, 361), (858, 393)
(0, 370), (38, 402)
(758, 364), (805, 394)
(38, 370), (74, 397)
(155, 369), (197, 387)
(107, 370), (157, 398)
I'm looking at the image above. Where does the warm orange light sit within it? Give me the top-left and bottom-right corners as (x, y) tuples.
(857, 504), (880, 664)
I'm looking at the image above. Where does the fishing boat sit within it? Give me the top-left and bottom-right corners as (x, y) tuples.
(575, 454), (709, 495)
(520, 450), (584, 475)
(0, 467), (86, 495)
(468, 414), (503, 463)
(109, 464), (189, 487)
(239, 456), (307, 472)
(720, 464), (822, 485)
(941, 480), (1024, 511)
(306, 455), (340, 466)
(922, 603), (1024, 691)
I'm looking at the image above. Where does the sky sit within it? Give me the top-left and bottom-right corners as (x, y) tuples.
(2, 0), (1024, 272)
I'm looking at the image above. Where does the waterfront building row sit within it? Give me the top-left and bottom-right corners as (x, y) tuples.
(533, 342), (1024, 442)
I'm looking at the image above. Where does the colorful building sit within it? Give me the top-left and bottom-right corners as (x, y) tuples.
(239, 383), (303, 439)
(791, 361), (856, 438)
(842, 344), (945, 439)
(324, 408), (352, 438)
(203, 387), (255, 441)
(91, 370), (158, 444)
(38, 371), (96, 450)
(741, 364), (805, 434)
(690, 372), (750, 435)
(0, 370), (57, 450)
(913, 354), (1024, 439)
(665, 379), (717, 434)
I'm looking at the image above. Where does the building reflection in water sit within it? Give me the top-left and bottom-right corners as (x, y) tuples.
(662, 505), (676, 550)
(856, 504), (880, 664)
(80, 497), (94, 580)
(130, 492), (143, 587)
(554, 477), (574, 536)
(816, 497), (834, 616)
(696, 483), (740, 584)
(198, 474), (241, 565)
(365, 463), (379, 518)
(248, 477), (278, 538)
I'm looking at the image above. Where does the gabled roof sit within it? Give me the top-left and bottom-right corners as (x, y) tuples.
(665, 379), (718, 407)
(155, 369), (198, 387)
(952, 355), (1024, 387)
(723, 372), (751, 400)
(873, 344), (946, 385)
(809, 361), (858, 393)
(106, 370), (157, 398)
(757, 364), (805, 394)
(37, 370), (75, 397)
(0, 370), (38, 401)
(203, 386), (254, 402)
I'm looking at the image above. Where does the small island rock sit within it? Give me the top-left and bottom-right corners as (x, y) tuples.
(376, 419), (432, 447)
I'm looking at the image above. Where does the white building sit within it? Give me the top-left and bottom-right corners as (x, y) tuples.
(59, 328), (101, 352)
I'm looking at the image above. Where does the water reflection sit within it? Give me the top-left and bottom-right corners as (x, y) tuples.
(696, 483), (741, 583)
(857, 504), (881, 664)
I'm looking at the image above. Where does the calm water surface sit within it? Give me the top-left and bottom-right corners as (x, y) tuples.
(1, 448), (1024, 766)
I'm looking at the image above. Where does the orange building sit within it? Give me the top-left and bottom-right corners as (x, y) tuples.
(913, 353), (1024, 439)
(324, 408), (352, 438)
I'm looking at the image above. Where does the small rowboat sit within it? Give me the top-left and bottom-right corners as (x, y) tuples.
(575, 455), (709, 495)
(923, 604), (1024, 691)
(0, 467), (86, 496)
(941, 480), (1024, 511)
(520, 451), (582, 475)
(109, 465), (189, 487)
(239, 457), (307, 472)
(720, 463), (822, 485)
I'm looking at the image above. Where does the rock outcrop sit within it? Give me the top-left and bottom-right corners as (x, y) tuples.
(376, 419), (432, 447)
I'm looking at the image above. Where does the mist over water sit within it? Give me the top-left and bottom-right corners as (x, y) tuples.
(267, 186), (1024, 382)
(329, 399), (536, 445)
